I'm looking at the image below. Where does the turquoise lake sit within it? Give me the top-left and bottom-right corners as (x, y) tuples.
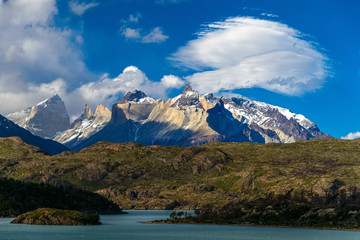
(1, 210), (360, 240)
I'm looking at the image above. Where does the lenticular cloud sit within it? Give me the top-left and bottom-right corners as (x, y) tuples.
(171, 17), (329, 95)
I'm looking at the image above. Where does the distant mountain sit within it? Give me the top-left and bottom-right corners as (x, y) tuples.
(54, 104), (111, 149)
(206, 93), (331, 142)
(0, 116), (69, 155)
(7, 95), (70, 139)
(71, 85), (330, 150)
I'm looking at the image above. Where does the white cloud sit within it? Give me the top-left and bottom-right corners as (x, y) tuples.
(0, 0), (57, 26)
(69, 0), (99, 16)
(120, 13), (142, 26)
(170, 17), (329, 95)
(161, 75), (184, 88)
(260, 13), (279, 18)
(129, 13), (142, 23)
(122, 28), (141, 39)
(142, 27), (169, 43)
(0, 78), (67, 114)
(0, 0), (95, 115)
(341, 132), (360, 140)
(120, 14), (168, 44)
(65, 66), (184, 118)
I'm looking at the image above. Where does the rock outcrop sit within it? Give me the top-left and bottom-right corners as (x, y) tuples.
(7, 95), (70, 139)
(54, 104), (111, 149)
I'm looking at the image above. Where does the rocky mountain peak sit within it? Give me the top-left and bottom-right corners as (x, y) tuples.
(118, 90), (147, 104)
(217, 97), (225, 107)
(37, 94), (63, 108)
(7, 95), (70, 139)
(95, 105), (111, 116)
(83, 104), (94, 119)
(182, 84), (193, 94)
(171, 84), (201, 108)
(210, 97), (230, 116)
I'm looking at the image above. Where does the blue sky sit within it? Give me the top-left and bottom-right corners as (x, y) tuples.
(0, 0), (359, 139)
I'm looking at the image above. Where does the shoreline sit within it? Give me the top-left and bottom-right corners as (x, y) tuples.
(142, 220), (360, 232)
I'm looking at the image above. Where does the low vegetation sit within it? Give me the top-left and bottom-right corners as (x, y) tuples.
(11, 208), (101, 225)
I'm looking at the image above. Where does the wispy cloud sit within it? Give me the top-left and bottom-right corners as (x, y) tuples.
(260, 13), (279, 18)
(69, 0), (99, 16)
(120, 13), (169, 44)
(142, 27), (169, 43)
(128, 13), (142, 23)
(121, 12), (142, 25)
(155, 0), (188, 4)
(122, 28), (141, 39)
(341, 132), (360, 140)
(170, 17), (329, 95)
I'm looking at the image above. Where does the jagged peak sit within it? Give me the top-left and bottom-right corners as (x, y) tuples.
(94, 105), (111, 116)
(182, 84), (193, 94)
(83, 104), (94, 119)
(118, 90), (147, 104)
(211, 97), (227, 112)
(218, 97), (225, 106)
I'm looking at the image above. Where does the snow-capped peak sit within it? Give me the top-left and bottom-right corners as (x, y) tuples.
(118, 90), (155, 104)
(171, 85), (200, 108)
(36, 94), (63, 108)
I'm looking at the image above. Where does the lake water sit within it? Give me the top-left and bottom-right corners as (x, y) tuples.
(1, 210), (360, 240)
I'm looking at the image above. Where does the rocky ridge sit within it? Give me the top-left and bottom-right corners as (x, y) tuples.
(54, 104), (111, 149)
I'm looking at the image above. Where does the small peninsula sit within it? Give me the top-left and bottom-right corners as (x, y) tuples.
(154, 190), (360, 230)
(11, 208), (101, 225)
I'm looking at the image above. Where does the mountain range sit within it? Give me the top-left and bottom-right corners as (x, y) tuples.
(4, 84), (331, 153)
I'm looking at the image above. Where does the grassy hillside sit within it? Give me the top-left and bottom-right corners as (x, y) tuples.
(0, 137), (360, 210)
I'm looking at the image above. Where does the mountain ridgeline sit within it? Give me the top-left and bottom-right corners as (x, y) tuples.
(57, 85), (330, 150)
(4, 84), (331, 153)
